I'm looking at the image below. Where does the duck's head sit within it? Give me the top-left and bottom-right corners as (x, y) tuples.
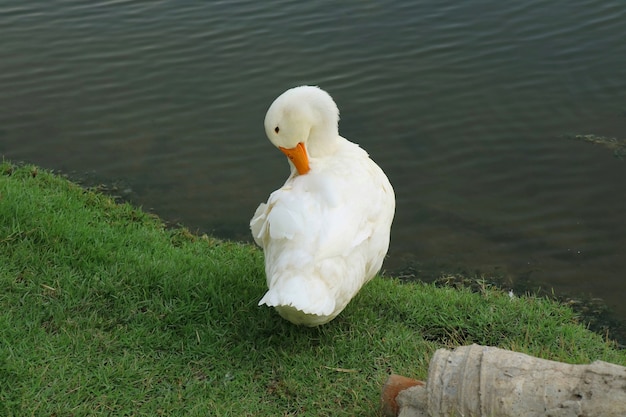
(264, 86), (340, 175)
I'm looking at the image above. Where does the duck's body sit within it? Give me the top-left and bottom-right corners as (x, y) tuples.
(250, 86), (395, 326)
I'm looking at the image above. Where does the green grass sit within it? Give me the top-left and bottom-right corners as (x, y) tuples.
(1, 161), (625, 416)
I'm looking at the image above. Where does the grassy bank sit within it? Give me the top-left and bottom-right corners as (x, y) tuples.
(1, 162), (625, 416)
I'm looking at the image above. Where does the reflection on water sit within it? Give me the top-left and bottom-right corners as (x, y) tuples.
(1, 0), (625, 339)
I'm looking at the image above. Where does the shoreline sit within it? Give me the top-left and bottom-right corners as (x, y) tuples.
(48, 161), (626, 346)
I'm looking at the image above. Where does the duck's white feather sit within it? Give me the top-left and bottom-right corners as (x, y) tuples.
(251, 86), (395, 326)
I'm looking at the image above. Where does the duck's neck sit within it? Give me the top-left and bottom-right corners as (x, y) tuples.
(306, 123), (341, 158)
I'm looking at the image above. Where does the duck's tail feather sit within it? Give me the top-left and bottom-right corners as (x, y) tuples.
(258, 275), (335, 317)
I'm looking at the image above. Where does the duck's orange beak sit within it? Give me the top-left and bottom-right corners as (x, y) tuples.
(279, 142), (310, 175)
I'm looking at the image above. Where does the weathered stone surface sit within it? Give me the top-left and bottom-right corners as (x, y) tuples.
(383, 344), (626, 417)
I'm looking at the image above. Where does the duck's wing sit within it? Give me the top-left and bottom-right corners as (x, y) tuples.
(252, 153), (394, 276)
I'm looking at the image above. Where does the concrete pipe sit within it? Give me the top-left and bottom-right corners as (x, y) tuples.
(382, 344), (626, 417)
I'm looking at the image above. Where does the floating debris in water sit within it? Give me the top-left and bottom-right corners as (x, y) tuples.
(563, 133), (626, 159)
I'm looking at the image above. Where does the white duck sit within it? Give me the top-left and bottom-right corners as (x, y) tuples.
(250, 86), (395, 326)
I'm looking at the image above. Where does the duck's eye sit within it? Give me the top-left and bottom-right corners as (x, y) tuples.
(274, 126), (280, 133)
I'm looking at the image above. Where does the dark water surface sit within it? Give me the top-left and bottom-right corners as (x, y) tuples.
(2, 1), (625, 337)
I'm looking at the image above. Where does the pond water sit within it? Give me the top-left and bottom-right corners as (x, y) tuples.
(1, 1), (625, 339)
